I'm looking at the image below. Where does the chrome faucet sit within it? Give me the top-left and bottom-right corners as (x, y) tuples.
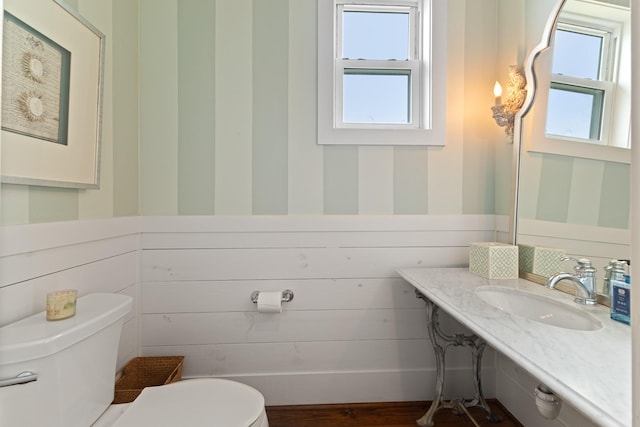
(546, 257), (598, 305)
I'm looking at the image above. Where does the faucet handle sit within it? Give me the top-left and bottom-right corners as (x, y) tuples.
(560, 256), (591, 265)
(561, 257), (596, 275)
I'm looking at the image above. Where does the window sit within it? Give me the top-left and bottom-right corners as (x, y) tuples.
(545, 18), (620, 144)
(338, 5), (417, 127)
(317, 0), (447, 145)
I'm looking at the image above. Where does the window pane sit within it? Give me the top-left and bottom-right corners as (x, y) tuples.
(546, 85), (603, 140)
(343, 11), (409, 60)
(552, 29), (603, 79)
(343, 72), (410, 124)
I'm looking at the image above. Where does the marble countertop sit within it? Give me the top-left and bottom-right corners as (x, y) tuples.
(397, 267), (631, 427)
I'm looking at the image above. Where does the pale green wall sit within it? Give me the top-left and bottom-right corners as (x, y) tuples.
(519, 153), (631, 229)
(1, 0), (514, 223)
(0, 0), (140, 225)
(139, 0), (505, 216)
(113, 0), (140, 217)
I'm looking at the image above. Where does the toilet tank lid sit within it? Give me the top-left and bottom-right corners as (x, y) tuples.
(0, 293), (132, 366)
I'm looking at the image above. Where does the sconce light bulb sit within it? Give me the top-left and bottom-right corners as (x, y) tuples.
(494, 81), (503, 97)
(494, 81), (503, 106)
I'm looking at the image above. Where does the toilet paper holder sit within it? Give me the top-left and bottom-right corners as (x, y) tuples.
(250, 289), (294, 304)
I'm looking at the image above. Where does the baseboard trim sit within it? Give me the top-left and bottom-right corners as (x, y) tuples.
(186, 367), (497, 407)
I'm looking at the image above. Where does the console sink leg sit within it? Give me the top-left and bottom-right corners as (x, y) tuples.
(415, 290), (502, 425)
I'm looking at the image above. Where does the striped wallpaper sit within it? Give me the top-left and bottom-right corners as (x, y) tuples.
(138, 0), (503, 217)
(1, 0), (517, 224)
(518, 152), (630, 230)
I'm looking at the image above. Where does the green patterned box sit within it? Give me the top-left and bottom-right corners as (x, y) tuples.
(518, 244), (565, 277)
(469, 242), (519, 279)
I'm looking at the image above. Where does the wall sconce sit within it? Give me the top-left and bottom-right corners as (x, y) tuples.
(491, 65), (527, 141)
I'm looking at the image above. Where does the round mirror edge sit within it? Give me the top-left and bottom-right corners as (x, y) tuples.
(518, 0), (567, 120)
(509, 0), (567, 246)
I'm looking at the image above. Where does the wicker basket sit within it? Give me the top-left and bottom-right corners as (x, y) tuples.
(113, 356), (184, 404)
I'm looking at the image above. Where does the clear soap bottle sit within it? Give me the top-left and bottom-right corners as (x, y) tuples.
(603, 260), (627, 295)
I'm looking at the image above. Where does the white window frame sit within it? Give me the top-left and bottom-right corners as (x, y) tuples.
(546, 17), (621, 145)
(336, 3), (419, 129)
(317, 0), (447, 146)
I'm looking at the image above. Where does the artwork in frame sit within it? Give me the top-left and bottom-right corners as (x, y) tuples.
(2, 12), (71, 146)
(1, 0), (104, 189)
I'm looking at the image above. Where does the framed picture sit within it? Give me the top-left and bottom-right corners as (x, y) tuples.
(1, 0), (104, 188)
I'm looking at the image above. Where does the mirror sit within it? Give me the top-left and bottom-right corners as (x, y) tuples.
(514, 0), (631, 298)
(546, 1), (631, 147)
(526, 0), (631, 163)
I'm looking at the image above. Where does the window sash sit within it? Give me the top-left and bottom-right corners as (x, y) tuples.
(547, 75), (614, 144)
(547, 16), (620, 145)
(335, 59), (420, 128)
(337, 3), (418, 60)
(556, 17), (620, 81)
(334, 2), (421, 129)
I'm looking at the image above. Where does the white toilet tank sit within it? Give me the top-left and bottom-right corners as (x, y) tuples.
(0, 293), (132, 427)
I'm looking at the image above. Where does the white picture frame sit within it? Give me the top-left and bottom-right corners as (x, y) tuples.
(1, 0), (104, 188)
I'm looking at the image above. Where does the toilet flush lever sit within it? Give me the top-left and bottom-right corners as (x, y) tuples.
(0, 371), (38, 387)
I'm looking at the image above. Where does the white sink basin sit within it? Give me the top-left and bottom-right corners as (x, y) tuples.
(475, 286), (603, 331)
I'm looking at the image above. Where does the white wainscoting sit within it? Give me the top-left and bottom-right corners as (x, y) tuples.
(0, 214), (503, 406)
(140, 215), (499, 405)
(517, 218), (631, 286)
(0, 217), (140, 370)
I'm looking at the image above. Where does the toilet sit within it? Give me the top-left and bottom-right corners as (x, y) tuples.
(0, 293), (269, 427)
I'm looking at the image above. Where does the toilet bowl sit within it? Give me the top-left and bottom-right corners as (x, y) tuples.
(0, 293), (269, 427)
(99, 378), (268, 427)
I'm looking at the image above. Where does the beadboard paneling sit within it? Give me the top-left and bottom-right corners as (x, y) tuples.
(142, 230), (494, 250)
(517, 218), (631, 285)
(0, 216), (139, 257)
(139, 215), (497, 404)
(142, 278), (424, 313)
(0, 218), (141, 371)
(0, 215), (500, 405)
(141, 309), (429, 346)
(0, 216), (140, 288)
(142, 321), (488, 377)
(143, 340), (435, 377)
(141, 214), (497, 233)
(142, 246), (468, 282)
(240, 368), (496, 406)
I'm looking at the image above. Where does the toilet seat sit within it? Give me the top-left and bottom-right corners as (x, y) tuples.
(111, 378), (267, 427)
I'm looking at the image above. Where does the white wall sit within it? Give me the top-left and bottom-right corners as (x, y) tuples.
(0, 214), (499, 406)
(0, 215), (606, 423)
(0, 217), (140, 370)
(138, 215), (498, 405)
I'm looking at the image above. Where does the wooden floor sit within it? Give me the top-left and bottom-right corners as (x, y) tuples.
(266, 400), (523, 427)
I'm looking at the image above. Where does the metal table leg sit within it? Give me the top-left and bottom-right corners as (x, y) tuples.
(415, 290), (501, 426)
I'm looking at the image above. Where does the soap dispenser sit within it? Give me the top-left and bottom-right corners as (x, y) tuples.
(610, 262), (630, 325)
(603, 260), (627, 295)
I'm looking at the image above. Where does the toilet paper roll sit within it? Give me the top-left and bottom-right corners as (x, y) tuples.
(256, 291), (283, 313)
